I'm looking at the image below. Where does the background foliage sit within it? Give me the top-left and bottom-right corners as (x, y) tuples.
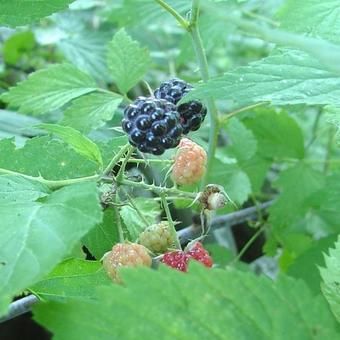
(1, 0), (340, 338)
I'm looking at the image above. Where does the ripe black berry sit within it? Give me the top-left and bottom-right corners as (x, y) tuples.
(122, 97), (183, 155)
(154, 78), (207, 134)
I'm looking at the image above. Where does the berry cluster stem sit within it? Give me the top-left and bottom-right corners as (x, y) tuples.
(118, 178), (197, 199)
(160, 192), (181, 250)
(188, 0), (220, 187)
(103, 143), (131, 176)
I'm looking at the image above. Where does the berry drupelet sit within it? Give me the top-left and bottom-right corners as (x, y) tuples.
(122, 97), (183, 155)
(154, 78), (207, 134)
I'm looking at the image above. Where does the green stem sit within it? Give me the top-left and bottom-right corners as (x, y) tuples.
(220, 102), (268, 124)
(113, 204), (125, 243)
(324, 127), (335, 174)
(160, 192), (181, 249)
(119, 178), (197, 199)
(0, 168), (99, 189)
(116, 146), (135, 182)
(103, 143), (130, 176)
(123, 158), (174, 165)
(188, 0), (219, 186)
(230, 224), (266, 265)
(154, 0), (189, 30)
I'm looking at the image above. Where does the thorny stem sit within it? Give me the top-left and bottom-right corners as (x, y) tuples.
(119, 178), (197, 199)
(188, 0), (219, 186)
(116, 146), (135, 182)
(154, 0), (189, 30)
(0, 168), (100, 189)
(160, 192), (181, 249)
(154, 0), (220, 187)
(103, 143), (131, 176)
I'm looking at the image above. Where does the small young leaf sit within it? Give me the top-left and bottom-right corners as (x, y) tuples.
(107, 29), (151, 94)
(120, 198), (160, 241)
(62, 92), (122, 134)
(38, 124), (103, 167)
(83, 208), (119, 259)
(1, 64), (98, 115)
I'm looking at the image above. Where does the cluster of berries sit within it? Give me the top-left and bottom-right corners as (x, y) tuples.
(122, 78), (207, 155)
(103, 222), (213, 282)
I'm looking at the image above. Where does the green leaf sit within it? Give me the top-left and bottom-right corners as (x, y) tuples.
(61, 92), (122, 134)
(0, 182), (102, 315)
(38, 124), (103, 167)
(1, 64), (98, 115)
(208, 160), (251, 204)
(276, 0), (340, 44)
(320, 236), (340, 323)
(30, 258), (111, 301)
(57, 31), (111, 81)
(83, 208), (119, 259)
(33, 264), (340, 339)
(107, 29), (151, 94)
(308, 173), (340, 229)
(185, 49), (340, 108)
(109, 0), (190, 27)
(225, 118), (257, 161)
(3, 31), (35, 65)
(0, 0), (75, 27)
(269, 163), (325, 233)
(287, 235), (338, 295)
(0, 175), (50, 203)
(244, 109), (305, 159)
(0, 137), (99, 180)
(120, 198), (160, 241)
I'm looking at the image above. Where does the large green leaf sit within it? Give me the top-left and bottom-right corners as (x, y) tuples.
(61, 92), (122, 134)
(269, 163), (325, 233)
(0, 175), (50, 203)
(208, 160), (252, 204)
(109, 0), (190, 27)
(33, 264), (340, 339)
(0, 137), (98, 180)
(38, 124), (103, 167)
(120, 198), (160, 241)
(287, 235), (338, 295)
(0, 182), (102, 315)
(244, 109), (305, 160)
(57, 31), (111, 81)
(320, 236), (340, 323)
(30, 259), (111, 301)
(225, 118), (257, 162)
(0, 1), (75, 27)
(185, 49), (340, 108)
(1, 64), (98, 115)
(107, 29), (151, 94)
(276, 0), (340, 44)
(83, 208), (119, 259)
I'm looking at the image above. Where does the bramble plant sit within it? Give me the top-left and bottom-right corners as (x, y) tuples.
(1, 0), (340, 339)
